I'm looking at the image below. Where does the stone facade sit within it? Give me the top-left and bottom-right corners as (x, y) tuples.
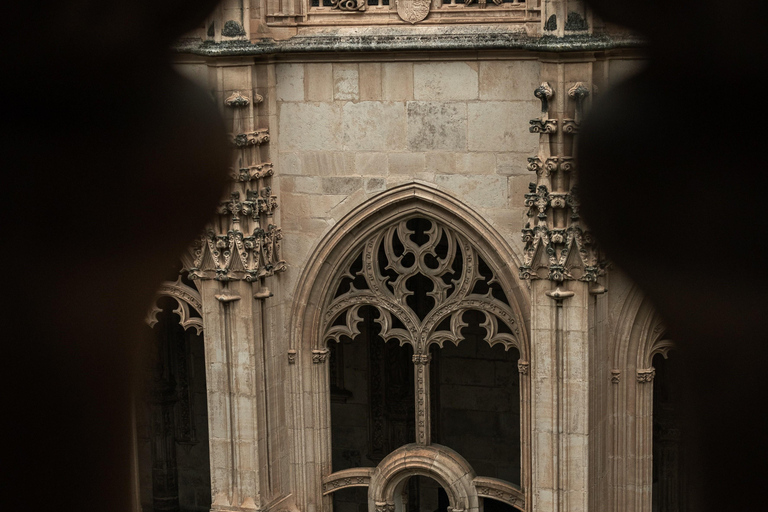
(133, 2), (683, 512)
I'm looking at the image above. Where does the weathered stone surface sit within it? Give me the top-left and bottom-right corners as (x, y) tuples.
(435, 174), (507, 208)
(479, 60), (541, 101)
(508, 175), (533, 206)
(305, 63), (334, 102)
(279, 103), (342, 151)
(389, 152), (426, 175)
(495, 152), (530, 176)
(174, 31), (645, 57)
(322, 176), (363, 195)
(425, 152), (458, 175)
(457, 153), (495, 175)
(342, 102), (406, 151)
(382, 62), (414, 101)
(300, 151), (352, 176)
(276, 63), (305, 102)
(279, 151), (302, 175)
(467, 101), (537, 153)
(414, 62), (478, 101)
(407, 101), (467, 151)
(359, 63), (382, 100)
(354, 152), (389, 176)
(364, 178), (387, 194)
(333, 63), (359, 101)
(293, 176), (323, 194)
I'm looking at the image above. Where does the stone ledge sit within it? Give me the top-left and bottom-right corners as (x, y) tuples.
(173, 33), (645, 56)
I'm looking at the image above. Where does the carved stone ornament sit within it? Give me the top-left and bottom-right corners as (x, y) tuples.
(145, 277), (204, 335)
(520, 184), (602, 283)
(287, 349), (297, 364)
(332, 0), (366, 11)
(322, 217), (523, 354)
(568, 82), (590, 124)
(412, 354), (431, 365)
(611, 369), (621, 384)
(322, 468), (374, 494)
(189, 172), (285, 281)
(534, 82), (554, 113)
(637, 368), (656, 383)
(396, 0), (430, 24)
(231, 162), (274, 182)
(529, 119), (557, 134)
(233, 128), (269, 147)
(464, 0), (503, 8)
(225, 92), (250, 108)
(517, 361), (529, 375)
(322, 216), (523, 444)
(312, 348), (330, 364)
(562, 119), (580, 134)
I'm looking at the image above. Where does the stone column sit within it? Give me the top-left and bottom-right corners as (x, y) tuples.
(520, 58), (601, 512)
(200, 279), (266, 512)
(186, 61), (285, 512)
(413, 354), (432, 446)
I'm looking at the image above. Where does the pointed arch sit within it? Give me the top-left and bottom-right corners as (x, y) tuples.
(609, 285), (677, 512)
(291, 182), (530, 360)
(145, 277), (204, 335)
(287, 182), (532, 512)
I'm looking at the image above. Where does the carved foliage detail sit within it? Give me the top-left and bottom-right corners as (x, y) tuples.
(190, 171), (284, 281)
(637, 368), (656, 383)
(520, 183), (600, 282)
(322, 217), (522, 354)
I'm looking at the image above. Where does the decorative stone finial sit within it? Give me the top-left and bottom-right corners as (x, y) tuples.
(534, 82), (554, 113)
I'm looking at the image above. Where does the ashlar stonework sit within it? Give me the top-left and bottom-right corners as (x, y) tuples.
(133, 3), (683, 512)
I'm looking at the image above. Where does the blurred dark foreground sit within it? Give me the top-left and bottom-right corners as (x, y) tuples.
(1, 1), (766, 511)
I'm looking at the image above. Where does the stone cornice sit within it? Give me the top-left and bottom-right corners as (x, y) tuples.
(173, 33), (645, 57)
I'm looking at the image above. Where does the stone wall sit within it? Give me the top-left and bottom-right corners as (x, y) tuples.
(275, 56), (542, 307)
(166, 47), (653, 512)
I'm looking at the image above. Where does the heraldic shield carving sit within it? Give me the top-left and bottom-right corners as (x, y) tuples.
(396, 0), (430, 23)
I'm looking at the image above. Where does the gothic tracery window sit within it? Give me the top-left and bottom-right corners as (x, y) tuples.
(325, 216), (524, 501)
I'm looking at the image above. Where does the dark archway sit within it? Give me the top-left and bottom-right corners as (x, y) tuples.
(137, 292), (212, 512)
(652, 353), (685, 512)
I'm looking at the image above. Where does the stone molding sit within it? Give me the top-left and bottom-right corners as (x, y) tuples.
(368, 444), (479, 512)
(321, 468), (374, 494)
(172, 34), (646, 57)
(473, 476), (525, 511)
(321, 446), (525, 511)
(145, 277), (204, 335)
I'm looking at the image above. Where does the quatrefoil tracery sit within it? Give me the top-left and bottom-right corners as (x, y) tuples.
(323, 217), (522, 354)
